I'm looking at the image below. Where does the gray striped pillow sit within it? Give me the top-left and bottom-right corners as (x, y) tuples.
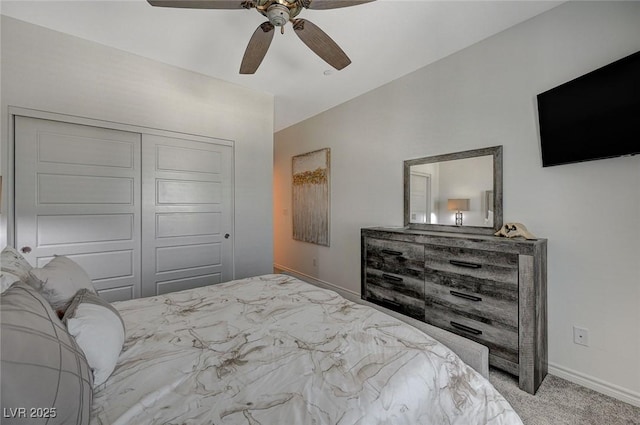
(0, 282), (93, 425)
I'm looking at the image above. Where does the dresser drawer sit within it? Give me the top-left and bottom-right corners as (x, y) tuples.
(424, 272), (517, 327)
(423, 302), (518, 364)
(365, 238), (424, 279)
(364, 238), (425, 319)
(365, 279), (425, 320)
(424, 244), (518, 284)
(365, 268), (424, 300)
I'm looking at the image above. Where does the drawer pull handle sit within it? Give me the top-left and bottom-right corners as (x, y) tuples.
(450, 291), (482, 302)
(450, 321), (483, 335)
(380, 299), (401, 308)
(367, 296), (401, 310)
(381, 249), (403, 256)
(382, 273), (403, 283)
(449, 260), (482, 269)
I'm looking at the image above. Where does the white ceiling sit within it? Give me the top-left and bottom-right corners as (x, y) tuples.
(1, 0), (562, 131)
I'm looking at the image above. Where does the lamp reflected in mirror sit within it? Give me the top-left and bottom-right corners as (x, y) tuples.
(448, 198), (470, 226)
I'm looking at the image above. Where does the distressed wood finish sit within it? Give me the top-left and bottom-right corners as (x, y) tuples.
(424, 274), (518, 327)
(366, 238), (424, 278)
(423, 302), (519, 364)
(363, 237), (425, 320)
(361, 227), (547, 394)
(365, 281), (425, 320)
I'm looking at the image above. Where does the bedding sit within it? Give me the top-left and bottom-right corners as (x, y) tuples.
(92, 274), (522, 425)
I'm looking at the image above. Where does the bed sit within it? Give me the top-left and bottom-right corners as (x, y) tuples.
(1, 246), (522, 425)
(92, 274), (522, 424)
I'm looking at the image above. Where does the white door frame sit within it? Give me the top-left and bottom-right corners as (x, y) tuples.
(409, 171), (432, 224)
(4, 106), (236, 279)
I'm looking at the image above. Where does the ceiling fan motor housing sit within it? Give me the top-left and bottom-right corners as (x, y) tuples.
(267, 4), (290, 26)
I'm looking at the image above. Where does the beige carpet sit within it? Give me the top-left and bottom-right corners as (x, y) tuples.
(489, 368), (640, 425)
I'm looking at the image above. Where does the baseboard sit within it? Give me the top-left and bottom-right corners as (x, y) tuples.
(549, 363), (640, 408)
(273, 264), (360, 298)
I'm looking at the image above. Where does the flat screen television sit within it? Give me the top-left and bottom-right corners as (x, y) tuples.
(537, 50), (640, 167)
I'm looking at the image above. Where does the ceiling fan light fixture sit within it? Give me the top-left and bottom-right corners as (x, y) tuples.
(267, 4), (290, 27)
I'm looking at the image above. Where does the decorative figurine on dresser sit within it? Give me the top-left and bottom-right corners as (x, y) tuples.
(361, 146), (547, 395)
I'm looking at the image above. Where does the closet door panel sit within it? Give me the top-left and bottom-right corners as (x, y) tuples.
(14, 116), (142, 300)
(36, 131), (135, 168)
(141, 134), (233, 297)
(38, 174), (134, 204)
(156, 274), (222, 295)
(36, 250), (134, 283)
(157, 180), (221, 204)
(156, 243), (221, 272)
(156, 212), (220, 238)
(156, 144), (221, 174)
(36, 214), (134, 246)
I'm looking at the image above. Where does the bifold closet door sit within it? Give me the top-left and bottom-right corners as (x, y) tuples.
(141, 134), (233, 297)
(14, 116), (142, 301)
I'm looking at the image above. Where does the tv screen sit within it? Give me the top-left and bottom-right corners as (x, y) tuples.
(537, 50), (640, 167)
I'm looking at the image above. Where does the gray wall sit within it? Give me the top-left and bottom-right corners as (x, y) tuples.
(275, 2), (640, 405)
(1, 16), (274, 279)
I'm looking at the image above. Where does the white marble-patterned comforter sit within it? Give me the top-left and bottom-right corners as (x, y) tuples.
(91, 274), (523, 425)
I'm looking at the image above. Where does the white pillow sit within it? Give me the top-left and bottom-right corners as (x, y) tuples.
(28, 255), (96, 312)
(63, 289), (125, 387)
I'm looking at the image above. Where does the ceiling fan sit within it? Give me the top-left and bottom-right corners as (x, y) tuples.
(147, 0), (375, 74)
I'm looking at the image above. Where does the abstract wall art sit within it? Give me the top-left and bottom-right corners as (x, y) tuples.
(292, 148), (330, 246)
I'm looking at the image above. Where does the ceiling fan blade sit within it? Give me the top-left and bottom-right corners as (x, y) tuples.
(302, 0), (375, 10)
(293, 19), (351, 70)
(240, 22), (275, 74)
(147, 0), (252, 9)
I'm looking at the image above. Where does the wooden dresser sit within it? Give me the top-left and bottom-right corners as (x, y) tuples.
(361, 227), (547, 394)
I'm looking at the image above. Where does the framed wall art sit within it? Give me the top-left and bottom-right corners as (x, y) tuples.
(292, 148), (330, 246)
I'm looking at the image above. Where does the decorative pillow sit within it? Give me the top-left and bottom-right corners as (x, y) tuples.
(0, 282), (93, 425)
(1, 246), (33, 293)
(63, 289), (126, 387)
(1, 271), (21, 293)
(27, 255), (96, 313)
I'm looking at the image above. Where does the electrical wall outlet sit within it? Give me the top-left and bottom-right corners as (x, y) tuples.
(573, 326), (589, 346)
(312, 258), (317, 267)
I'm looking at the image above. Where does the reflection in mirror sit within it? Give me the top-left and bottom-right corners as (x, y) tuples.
(409, 155), (493, 226)
(404, 146), (502, 235)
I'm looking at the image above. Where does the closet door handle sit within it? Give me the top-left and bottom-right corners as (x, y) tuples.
(381, 249), (403, 256)
(450, 321), (482, 336)
(449, 260), (482, 269)
(382, 274), (403, 283)
(450, 291), (482, 302)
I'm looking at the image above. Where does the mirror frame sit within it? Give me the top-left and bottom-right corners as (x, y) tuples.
(403, 145), (503, 235)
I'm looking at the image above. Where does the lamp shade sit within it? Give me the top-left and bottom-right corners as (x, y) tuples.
(448, 198), (470, 211)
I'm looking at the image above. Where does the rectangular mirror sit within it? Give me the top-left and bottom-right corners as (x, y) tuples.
(404, 146), (503, 235)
